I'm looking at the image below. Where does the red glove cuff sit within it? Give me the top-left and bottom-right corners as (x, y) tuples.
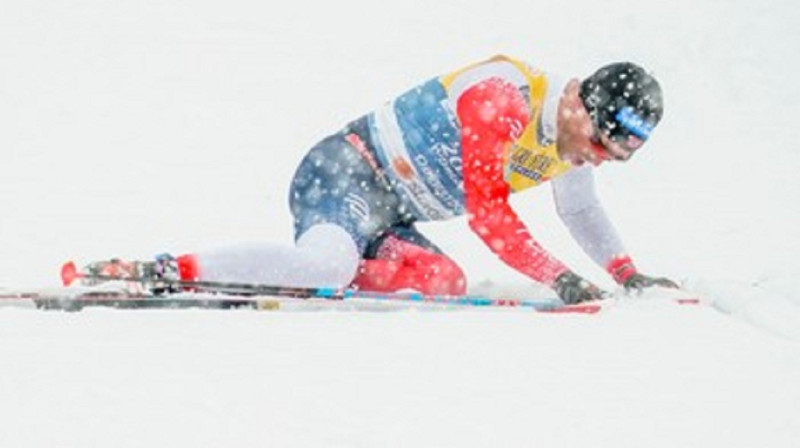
(606, 255), (638, 285)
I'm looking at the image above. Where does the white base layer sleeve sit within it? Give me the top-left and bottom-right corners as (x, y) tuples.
(194, 224), (360, 288)
(551, 165), (627, 267)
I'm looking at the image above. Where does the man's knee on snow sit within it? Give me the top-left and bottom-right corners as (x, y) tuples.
(351, 235), (467, 295)
(420, 253), (467, 295)
(297, 224), (360, 288)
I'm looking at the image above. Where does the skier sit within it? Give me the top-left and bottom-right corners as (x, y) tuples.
(76, 55), (677, 304)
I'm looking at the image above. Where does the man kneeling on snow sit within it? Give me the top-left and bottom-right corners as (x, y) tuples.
(76, 55), (678, 304)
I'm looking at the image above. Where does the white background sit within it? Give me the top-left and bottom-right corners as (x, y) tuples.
(1, 1), (799, 446)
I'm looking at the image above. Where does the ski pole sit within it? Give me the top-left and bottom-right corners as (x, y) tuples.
(59, 261), (581, 311)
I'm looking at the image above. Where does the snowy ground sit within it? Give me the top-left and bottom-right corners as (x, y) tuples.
(1, 302), (799, 448)
(2, 0), (800, 446)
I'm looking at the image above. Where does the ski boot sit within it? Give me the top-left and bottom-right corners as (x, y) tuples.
(61, 253), (181, 295)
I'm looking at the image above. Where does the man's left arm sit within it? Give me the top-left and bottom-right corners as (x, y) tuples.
(551, 165), (678, 291)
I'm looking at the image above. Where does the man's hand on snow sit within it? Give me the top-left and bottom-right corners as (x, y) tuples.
(607, 256), (678, 294)
(623, 273), (678, 293)
(553, 271), (607, 305)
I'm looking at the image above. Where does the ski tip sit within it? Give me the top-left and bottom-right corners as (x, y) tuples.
(536, 303), (603, 314)
(542, 302), (604, 314)
(61, 261), (78, 286)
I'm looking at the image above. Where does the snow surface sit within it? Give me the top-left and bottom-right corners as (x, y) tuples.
(1, 0), (800, 446)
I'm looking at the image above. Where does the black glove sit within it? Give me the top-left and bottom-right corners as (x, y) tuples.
(623, 273), (679, 293)
(553, 271), (607, 305)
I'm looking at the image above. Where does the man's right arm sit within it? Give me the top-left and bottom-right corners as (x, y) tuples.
(457, 77), (571, 287)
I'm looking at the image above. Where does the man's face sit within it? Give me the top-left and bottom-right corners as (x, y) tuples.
(556, 80), (643, 166)
(588, 131), (641, 163)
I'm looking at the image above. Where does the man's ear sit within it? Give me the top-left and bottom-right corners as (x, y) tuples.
(559, 79), (586, 118)
(557, 79), (593, 137)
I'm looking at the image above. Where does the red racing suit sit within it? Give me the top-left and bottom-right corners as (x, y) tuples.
(174, 55), (639, 294)
(356, 55), (637, 290)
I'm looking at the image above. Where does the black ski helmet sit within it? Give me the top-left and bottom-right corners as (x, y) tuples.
(579, 62), (663, 149)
